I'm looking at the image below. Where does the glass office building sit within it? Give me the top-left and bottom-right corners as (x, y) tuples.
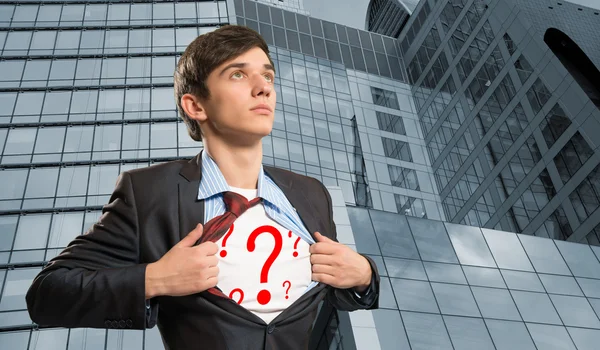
(1, 0), (600, 349)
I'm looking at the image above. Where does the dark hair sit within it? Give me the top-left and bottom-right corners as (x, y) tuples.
(174, 25), (274, 141)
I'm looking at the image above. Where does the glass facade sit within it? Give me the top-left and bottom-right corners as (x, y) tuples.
(403, 0), (600, 245)
(1, 0), (600, 349)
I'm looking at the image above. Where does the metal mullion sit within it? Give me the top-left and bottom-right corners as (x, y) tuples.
(0, 82), (173, 93)
(0, 51), (183, 61)
(0, 155), (191, 170)
(1, 116), (179, 129)
(1, 21), (225, 31)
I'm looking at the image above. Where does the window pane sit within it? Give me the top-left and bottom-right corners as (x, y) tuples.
(30, 31), (56, 52)
(150, 123), (177, 148)
(0, 268), (42, 311)
(34, 127), (66, 154)
(48, 212), (84, 248)
(14, 214), (51, 250)
(0, 169), (27, 200)
(25, 168), (59, 198)
(57, 166), (90, 196)
(4, 128), (36, 154)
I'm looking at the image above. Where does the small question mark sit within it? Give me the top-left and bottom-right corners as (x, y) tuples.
(220, 224), (235, 258)
(282, 281), (291, 299)
(292, 237), (301, 257)
(247, 225), (283, 305)
(229, 288), (244, 304)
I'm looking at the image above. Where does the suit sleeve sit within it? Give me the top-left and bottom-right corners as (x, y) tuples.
(318, 181), (380, 311)
(25, 171), (158, 329)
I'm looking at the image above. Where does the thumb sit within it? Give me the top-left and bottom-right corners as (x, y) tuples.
(314, 231), (334, 243)
(179, 223), (204, 247)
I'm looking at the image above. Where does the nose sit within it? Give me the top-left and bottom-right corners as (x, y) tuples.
(251, 74), (272, 98)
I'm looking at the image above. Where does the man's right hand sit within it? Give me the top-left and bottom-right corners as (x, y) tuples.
(145, 224), (219, 299)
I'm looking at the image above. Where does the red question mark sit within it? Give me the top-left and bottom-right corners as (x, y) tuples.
(220, 224), (235, 258)
(282, 281), (291, 299)
(229, 288), (244, 304)
(247, 225), (282, 305)
(293, 237), (301, 257)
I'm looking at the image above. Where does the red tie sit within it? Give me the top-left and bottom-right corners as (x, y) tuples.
(196, 191), (262, 298)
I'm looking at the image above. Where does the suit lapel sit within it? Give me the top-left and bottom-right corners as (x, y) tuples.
(178, 152), (205, 242)
(263, 166), (328, 242)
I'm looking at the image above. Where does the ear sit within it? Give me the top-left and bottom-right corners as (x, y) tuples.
(180, 93), (208, 124)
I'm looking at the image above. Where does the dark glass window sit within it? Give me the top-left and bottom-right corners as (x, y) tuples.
(545, 28), (600, 109)
(553, 132), (594, 183)
(376, 111), (405, 135)
(394, 194), (426, 218)
(371, 87), (400, 109)
(382, 137), (412, 161)
(271, 7), (284, 27)
(540, 104), (571, 148)
(388, 165), (419, 190)
(309, 17), (323, 37)
(526, 79), (552, 116)
(296, 14), (310, 34)
(283, 11), (297, 31)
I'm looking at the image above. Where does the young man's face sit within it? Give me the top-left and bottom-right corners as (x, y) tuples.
(199, 47), (277, 144)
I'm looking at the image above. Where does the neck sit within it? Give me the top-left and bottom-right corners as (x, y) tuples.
(203, 138), (263, 190)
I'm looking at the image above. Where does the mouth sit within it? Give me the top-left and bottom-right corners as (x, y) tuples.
(251, 104), (273, 115)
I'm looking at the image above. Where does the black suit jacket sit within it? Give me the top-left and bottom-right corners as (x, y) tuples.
(26, 152), (379, 350)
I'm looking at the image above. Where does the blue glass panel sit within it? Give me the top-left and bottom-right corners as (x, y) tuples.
(384, 257), (427, 280)
(445, 223), (496, 267)
(485, 319), (537, 350)
(471, 286), (521, 321)
(482, 228), (534, 271)
(370, 210), (419, 259)
(407, 216), (458, 263)
(549, 294), (600, 328)
(526, 323), (577, 350)
(538, 274), (583, 296)
(371, 309), (411, 350)
(423, 262), (467, 284)
(462, 266), (506, 288)
(391, 278), (439, 313)
(511, 290), (562, 325)
(555, 240), (600, 279)
(566, 327), (600, 350)
(402, 311), (453, 350)
(501, 270), (545, 292)
(443, 315), (495, 350)
(576, 277), (600, 298)
(431, 283), (480, 317)
(518, 235), (571, 275)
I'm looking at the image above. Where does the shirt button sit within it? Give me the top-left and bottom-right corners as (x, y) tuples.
(267, 325), (276, 334)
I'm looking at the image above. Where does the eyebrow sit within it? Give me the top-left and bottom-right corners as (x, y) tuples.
(219, 63), (276, 76)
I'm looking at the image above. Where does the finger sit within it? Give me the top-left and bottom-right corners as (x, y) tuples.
(197, 241), (219, 256)
(309, 242), (336, 255)
(312, 273), (335, 285)
(310, 254), (336, 266)
(179, 224), (203, 247)
(314, 232), (335, 243)
(311, 264), (336, 275)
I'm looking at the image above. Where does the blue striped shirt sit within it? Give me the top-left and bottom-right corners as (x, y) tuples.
(197, 150), (318, 292)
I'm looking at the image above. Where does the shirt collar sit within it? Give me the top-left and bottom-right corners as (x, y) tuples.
(197, 150), (280, 206)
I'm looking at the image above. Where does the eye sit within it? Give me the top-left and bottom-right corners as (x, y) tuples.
(231, 71), (244, 79)
(264, 73), (275, 83)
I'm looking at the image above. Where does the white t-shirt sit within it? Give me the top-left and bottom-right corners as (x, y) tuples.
(215, 187), (312, 324)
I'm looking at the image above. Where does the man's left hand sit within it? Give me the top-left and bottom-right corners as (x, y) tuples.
(310, 232), (372, 292)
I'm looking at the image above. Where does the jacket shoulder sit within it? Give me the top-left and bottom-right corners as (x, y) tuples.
(125, 159), (191, 182)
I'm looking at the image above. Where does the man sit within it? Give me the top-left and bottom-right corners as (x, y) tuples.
(26, 25), (379, 350)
